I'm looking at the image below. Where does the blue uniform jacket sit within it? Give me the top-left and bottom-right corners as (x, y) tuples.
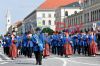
(6, 37), (12, 47)
(22, 35), (28, 47)
(2, 37), (7, 47)
(51, 34), (59, 46)
(27, 40), (33, 47)
(32, 34), (44, 52)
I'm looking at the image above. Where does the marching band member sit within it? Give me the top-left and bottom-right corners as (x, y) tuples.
(22, 32), (28, 57)
(9, 34), (17, 60)
(63, 32), (73, 58)
(27, 32), (33, 58)
(43, 33), (50, 58)
(32, 32), (43, 65)
(89, 31), (98, 56)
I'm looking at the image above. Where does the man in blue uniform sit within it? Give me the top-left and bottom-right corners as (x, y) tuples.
(16, 35), (22, 56)
(6, 33), (12, 56)
(32, 31), (43, 65)
(2, 35), (7, 54)
(27, 31), (33, 58)
(51, 32), (58, 54)
(59, 32), (64, 56)
(72, 34), (78, 54)
(22, 32), (28, 56)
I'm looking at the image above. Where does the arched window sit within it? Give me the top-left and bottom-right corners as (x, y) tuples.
(48, 14), (51, 18)
(65, 11), (68, 16)
(74, 11), (77, 14)
(42, 13), (45, 18)
(42, 20), (45, 25)
(48, 20), (51, 25)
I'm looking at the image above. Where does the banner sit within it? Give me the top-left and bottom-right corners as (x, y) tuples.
(93, 23), (96, 31)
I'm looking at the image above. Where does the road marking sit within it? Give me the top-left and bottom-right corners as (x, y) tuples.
(57, 58), (67, 66)
(68, 60), (100, 66)
(0, 58), (2, 61)
(48, 57), (67, 66)
(0, 62), (8, 64)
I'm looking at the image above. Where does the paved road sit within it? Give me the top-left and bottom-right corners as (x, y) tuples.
(0, 54), (100, 66)
(0, 47), (100, 66)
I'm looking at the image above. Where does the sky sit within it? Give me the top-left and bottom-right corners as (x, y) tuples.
(0, 0), (44, 35)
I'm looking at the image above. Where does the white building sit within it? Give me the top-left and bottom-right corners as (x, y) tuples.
(23, 0), (80, 33)
(55, 2), (82, 31)
(23, 9), (56, 33)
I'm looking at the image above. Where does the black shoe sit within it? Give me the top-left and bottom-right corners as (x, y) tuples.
(39, 63), (42, 65)
(39, 62), (42, 65)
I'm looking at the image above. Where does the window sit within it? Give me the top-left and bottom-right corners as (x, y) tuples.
(99, 10), (100, 19)
(8, 20), (10, 22)
(48, 14), (51, 18)
(87, 13), (89, 22)
(42, 20), (45, 25)
(70, 19), (71, 26)
(54, 14), (56, 17)
(42, 13), (45, 18)
(48, 20), (51, 25)
(72, 18), (73, 26)
(93, 11), (95, 21)
(74, 17), (76, 25)
(97, 10), (99, 20)
(84, 14), (86, 23)
(76, 17), (77, 24)
(78, 16), (80, 24)
(95, 10), (97, 21)
(81, 16), (82, 23)
(91, 0), (94, 5)
(91, 11), (93, 21)
(65, 11), (68, 16)
(74, 11), (77, 14)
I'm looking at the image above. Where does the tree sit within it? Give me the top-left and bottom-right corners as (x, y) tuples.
(35, 27), (41, 32)
(42, 27), (54, 35)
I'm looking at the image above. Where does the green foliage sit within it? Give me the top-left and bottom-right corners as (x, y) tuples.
(35, 27), (41, 32)
(42, 27), (54, 35)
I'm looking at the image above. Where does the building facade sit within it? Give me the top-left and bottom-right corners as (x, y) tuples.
(82, 0), (100, 30)
(23, 9), (56, 33)
(65, 11), (84, 32)
(23, 0), (79, 33)
(55, 2), (82, 31)
(8, 21), (23, 35)
(65, 0), (100, 32)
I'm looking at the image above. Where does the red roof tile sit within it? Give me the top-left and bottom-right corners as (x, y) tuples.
(38, 0), (78, 9)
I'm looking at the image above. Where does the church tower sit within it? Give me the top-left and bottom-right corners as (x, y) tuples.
(6, 10), (11, 32)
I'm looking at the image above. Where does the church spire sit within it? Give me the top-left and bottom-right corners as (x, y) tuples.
(6, 9), (11, 32)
